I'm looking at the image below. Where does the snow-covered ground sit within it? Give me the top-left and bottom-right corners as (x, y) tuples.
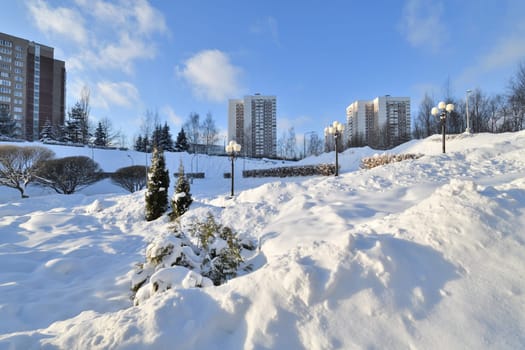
(1, 132), (524, 349)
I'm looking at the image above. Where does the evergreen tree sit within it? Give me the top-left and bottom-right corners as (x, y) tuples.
(170, 161), (193, 220)
(161, 122), (174, 151)
(175, 128), (189, 152)
(145, 147), (170, 221)
(93, 122), (107, 146)
(39, 119), (55, 142)
(151, 124), (163, 150)
(134, 135), (144, 152)
(0, 106), (18, 138)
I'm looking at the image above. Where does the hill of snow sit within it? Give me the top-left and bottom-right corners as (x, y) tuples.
(1, 132), (524, 349)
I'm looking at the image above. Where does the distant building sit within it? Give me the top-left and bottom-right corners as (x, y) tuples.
(345, 96), (410, 149)
(228, 94), (277, 158)
(0, 32), (66, 141)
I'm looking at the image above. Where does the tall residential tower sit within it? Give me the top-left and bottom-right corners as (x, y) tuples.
(345, 96), (410, 149)
(228, 94), (277, 158)
(0, 32), (66, 140)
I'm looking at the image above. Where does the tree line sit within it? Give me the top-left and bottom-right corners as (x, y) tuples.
(413, 62), (525, 138)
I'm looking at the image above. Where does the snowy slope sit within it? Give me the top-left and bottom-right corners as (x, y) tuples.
(1, 132), (524, 349)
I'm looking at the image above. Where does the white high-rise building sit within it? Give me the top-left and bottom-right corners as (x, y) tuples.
(345, 96), (410, 149)
(228, 94), (277, 158)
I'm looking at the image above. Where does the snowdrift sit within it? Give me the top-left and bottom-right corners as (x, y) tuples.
(1, 132), (524, 349)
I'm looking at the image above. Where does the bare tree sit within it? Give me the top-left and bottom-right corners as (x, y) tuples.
(183, 113), (201, 149)
(201, 112), (219, 153)
(507, 62), (525, 131)
(36, 156), (103, 194)
(414, 93), (438, 138)
(0, 145), (54, 198)
(470, 88), (491, 133)
(284, 127), (297, 159)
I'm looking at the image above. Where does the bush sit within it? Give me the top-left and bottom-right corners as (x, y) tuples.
(131, 213), (247, 305)
(111, 165), (148, 193)
(0, 145), (55, 198)
(360, 153), (423, 169)
(189, 213), (243, 285)
(242, 163), (336, 178)
(36, 156), (103, 194)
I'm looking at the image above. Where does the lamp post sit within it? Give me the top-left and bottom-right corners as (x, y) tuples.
(326, 121), (344, 176)
(431, 101), (455, 153)
(127, 154), (134, 166)
(225, 140), (241, 197)
(465, 89), (472, 133)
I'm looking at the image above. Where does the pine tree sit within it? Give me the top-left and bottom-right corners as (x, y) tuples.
(39, 119), (54, 142)
(161, 122), (174, 151)
(145, 147), (170, 221)
(175, 128), (189, 152)
(134, 135), (144, 151)
(170, 160), (193, 220)
(0, 107), (18, 138)
(94, 122), (107, 146)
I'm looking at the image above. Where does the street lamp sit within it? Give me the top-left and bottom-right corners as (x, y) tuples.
(326, 121), (344, 176)
(465, 89), (472, 133)
(225, 140), (241, 197)
(127, 154), (134, 166)
(431, 101), (455, 153)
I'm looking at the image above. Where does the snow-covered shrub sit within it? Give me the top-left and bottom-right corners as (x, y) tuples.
(170, 161), (192, 220)
(132, 213), (247, 305)
(189, 213), (243, 285)
(360, 153), (423, 169)
(145, 147), (170, 221)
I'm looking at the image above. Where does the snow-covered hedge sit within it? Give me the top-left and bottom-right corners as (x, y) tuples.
(360, 153), (423, 169)
(131, 213), (250, 305)
(242, 163), (336, 178)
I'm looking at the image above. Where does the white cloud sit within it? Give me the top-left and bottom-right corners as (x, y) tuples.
(177, 50), (244, 102)
(26, 0), (88, 43)
(96, 81), (140, 109)
(27, 0), (168, 75)
(399, 0), (447, 52)
(161, 106), (184, 127)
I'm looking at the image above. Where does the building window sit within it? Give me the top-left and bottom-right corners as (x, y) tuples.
(0, 63), (10, 71)
(14, 75), (23, 82)
(0, 87), (10, 93)
(13, 106), (22, 113)
(0, 47), (12, 55)
(0, 79), (11, 86)
(0, 95), (11, 102)
(14, 91), (22, 97)
(14, 60), (23, 67)
(15, 52), (23, 59)
(15, 45), (22, 51)
(0, 71), (9, 78)
(0, 55), (12, 63)
(14, 68), (22, 74)
(0, 39), (13, 47)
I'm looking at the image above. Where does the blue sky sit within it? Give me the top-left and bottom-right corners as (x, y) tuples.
(2, 0), (525, 147)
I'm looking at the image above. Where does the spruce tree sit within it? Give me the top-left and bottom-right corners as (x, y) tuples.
(94, 122), (107, 146)
(175, 128), (189, 152)
(145, 147), (170, 221)
(161, 122), (174, 151)
(170, 160), (193, 220)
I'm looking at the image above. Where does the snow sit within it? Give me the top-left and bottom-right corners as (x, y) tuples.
(1, 132), (525, 349)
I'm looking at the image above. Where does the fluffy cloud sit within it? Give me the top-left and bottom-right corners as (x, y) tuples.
(399, 0), (447, 52)
(26, 0), (88, 43)
(177, 50), (244, 102)
(26, 0), (168, 74)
